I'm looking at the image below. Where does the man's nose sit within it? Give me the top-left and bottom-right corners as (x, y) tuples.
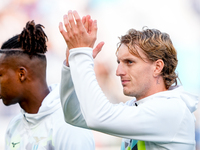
(116, 63), (125, 76)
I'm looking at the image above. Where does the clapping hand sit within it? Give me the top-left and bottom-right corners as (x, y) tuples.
(59, 10), (104, 66)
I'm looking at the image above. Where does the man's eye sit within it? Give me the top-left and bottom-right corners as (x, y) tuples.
(128, 60), (133, 64)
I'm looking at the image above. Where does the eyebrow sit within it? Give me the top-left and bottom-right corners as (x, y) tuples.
(117, 57), (137, 63)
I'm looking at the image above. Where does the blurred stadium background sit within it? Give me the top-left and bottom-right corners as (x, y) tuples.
(0, 0), (200, 149)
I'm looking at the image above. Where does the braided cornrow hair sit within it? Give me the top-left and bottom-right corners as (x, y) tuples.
(1, 20), (48, 56)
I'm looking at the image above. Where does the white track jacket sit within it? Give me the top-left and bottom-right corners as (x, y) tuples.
(5, 84), (95, 150)
(60, 47), (199, 150)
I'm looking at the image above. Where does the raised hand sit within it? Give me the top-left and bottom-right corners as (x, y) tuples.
(59, 10), (97, 50)
(60, 11), (104, 66)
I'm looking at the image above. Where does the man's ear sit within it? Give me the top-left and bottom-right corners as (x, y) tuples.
(153, 59), (164, 77)
(18, 67), (27, 82)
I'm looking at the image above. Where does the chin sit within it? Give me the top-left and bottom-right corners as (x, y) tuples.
(2, 99), (15, 106)
(123, 90), (135, 97)
(2, 101), (10, 106)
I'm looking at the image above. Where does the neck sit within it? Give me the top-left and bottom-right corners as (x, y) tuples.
(19, 82), (50, 114)
(136, 76), (167, 101)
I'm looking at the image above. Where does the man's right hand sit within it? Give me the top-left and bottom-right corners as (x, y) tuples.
(59, 10), (97, 50)
(62, 12), (104, 67)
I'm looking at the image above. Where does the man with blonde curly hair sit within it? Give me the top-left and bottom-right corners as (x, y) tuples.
(59, 10), (199, 150)
(116, 28), (178, 98)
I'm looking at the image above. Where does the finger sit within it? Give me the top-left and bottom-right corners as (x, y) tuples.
(59, 22), (69, 41)
(92, 41), (104, 58)
(68, 10), (76, 31)
(82, 16), (88, 32)
(88, 18), (93, 34)
(85, 15), (91, 33)
(59, 22), (64, 34)
(90, 20), (98, 39)
(63, 15), (72, 33)
(73, 10), (85, 32)
(82, 16), (86, 25)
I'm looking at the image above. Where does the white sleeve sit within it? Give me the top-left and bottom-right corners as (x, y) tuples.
(68, 47), (183, 141)
(60, 63), (89, 128)
(5, 124), (10, 150)
(54, 124), (95, 150)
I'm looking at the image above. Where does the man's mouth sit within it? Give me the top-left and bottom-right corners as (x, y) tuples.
(121, 80), (130, 85)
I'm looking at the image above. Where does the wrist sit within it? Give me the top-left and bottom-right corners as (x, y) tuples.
(64, 60), (69, 67)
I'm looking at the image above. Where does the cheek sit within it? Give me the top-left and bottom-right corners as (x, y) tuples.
(1, 82), (19, 105)
(1, 82), (10, 97)
(130, 66), (153, 81)
(141, 66), (154, 83)
(1, 78), (16, 96)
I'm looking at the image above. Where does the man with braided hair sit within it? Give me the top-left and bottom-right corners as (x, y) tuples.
(59, 10), (199, 150)
(0, 20), (95, 150)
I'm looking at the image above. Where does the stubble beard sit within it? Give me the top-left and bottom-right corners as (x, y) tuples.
(123, 86), (146, 100)
(123, 87), (137, 97)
